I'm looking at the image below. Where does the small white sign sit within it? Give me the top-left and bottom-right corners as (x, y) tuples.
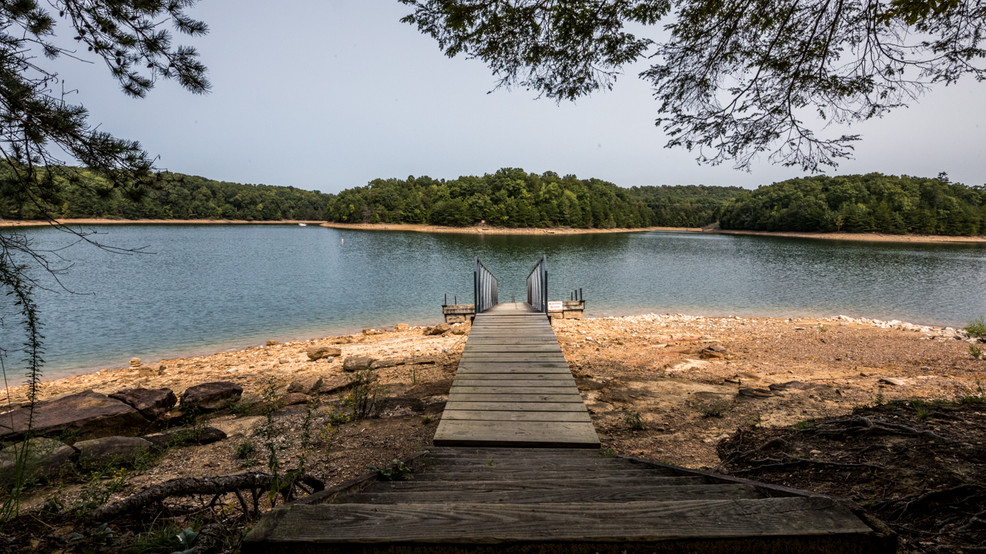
(547, 301), (564, 312)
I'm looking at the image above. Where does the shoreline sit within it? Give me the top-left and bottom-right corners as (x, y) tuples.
(3, 218), (983, 244)
(0, 218), (325, 228)
(320, 222), (698, 235)
(2, 310), (963, 405)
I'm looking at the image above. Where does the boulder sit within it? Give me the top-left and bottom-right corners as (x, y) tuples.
(180, 382), (243, 412)
(699, 344), (728, 359)
(287, 377), (323, 395)
(109, 388), (177, 420)
(75, 436), (154, 470)
(343, 357), (375, 372)
(738, 388), (774, 398)
(424, 324), (450, 336)
(281, 393), (311, 406)
(0, 437), (76, 484)
(0, 390), (149, 443)
(142, 426), (228, 449)
(306, 346), (341, 361)
(394, 323), (410, 331)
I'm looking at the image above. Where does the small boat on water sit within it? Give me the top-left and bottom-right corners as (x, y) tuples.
(298, 223), (307, 227)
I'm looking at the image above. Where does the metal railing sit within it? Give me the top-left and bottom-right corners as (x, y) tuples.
(526, 255), (548, 313)
(474, 258), (498, 313)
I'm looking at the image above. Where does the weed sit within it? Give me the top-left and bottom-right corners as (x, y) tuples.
(258, 377), (285, 505)
(421, 415), (432, 424)
(345, 370), (378, 420)
(696, 399), (730, 418)
(623, 411), (645, 431)
(818, 324), (829, 332)
(129, 523), (185, 554)
(910, 399), (930, 420)
(965, 316), (986, 338)
(369, 459), (411, 481)
(599, 448), (616, 457)
(297, 395), (322, 475)
(75, 467), (128, 517)
(971, 345), (985, 361)
(234, 440), (255, 460)
(874, 392), (885, 406)
(794, 420), (816, 430)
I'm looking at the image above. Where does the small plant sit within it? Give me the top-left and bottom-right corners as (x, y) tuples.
(75, 467), (128, 517)
(910, 399), (930, 420)
(599, 448), (616, 457)
(965, 316), (986, 338)
(818, 324), (829, 332)
(235, 440), (256, 460)
(129, 523), (185, 554)
(340, 370), (378, 421)
(369, 459), (411, 481)
(971, 345), (985, 361)
(421, 415), (432, 424)
(794, 420), (816, 430)
(696, 399), (730, 419)
(623, 411), (645, 431)
(258, 377), (285, 505)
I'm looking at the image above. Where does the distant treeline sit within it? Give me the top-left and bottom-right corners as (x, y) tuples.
(0, 165), (332, 221)
(324, 168), (744, 228)
(719, 173), (986, 236)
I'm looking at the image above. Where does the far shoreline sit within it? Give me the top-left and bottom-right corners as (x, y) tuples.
(3, 218), (983, 244)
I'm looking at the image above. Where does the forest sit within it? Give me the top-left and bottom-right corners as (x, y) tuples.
(323, 168), (743, 228)
(0, 165), (333, 221)
(4, 165), (984, 237)
(718, 173), (986, 236)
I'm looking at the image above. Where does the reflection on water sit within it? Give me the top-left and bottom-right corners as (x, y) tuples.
(2, 225), (984, 377)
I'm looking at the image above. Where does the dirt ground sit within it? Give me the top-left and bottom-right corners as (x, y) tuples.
(2, 313), (984, 552)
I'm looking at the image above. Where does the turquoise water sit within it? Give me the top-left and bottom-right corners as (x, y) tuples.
(2, 225), (985, 378)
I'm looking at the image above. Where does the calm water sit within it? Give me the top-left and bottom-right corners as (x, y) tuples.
(2, 225), (985, 378)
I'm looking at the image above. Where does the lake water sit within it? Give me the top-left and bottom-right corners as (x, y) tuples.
(2, 225), (985, 379)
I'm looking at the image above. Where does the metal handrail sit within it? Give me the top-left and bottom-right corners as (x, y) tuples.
(526, 255), (547, 313)
(474, 258), (498, 313)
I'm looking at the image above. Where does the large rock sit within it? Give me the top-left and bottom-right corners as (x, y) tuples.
(343, 357), (375, 372)
(180, 382), (243, 412)
(109, 388), (177, 420)
(75, 436), (154, 470)
(0, 437), (76, 484)
(306, 346), (341, 361)
(287, 377), (323, 395)
(423, 324), (450, 336)
(0, 390), (149, 443)
(142, 426), (227, 449)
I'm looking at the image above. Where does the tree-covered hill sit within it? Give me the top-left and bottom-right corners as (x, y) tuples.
(0, 165), (332, 221)
(323, 168), (743, 229)
(719, 174), (986, 236)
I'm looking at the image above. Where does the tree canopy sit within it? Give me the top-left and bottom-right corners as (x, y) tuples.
(400, 0), (986, 170)
(719, 173), (986, 235)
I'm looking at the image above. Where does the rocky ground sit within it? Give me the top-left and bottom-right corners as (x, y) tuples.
(1, 313), (984, 552)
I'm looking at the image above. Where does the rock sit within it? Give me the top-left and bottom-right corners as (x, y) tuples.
(362, 328), (384, 335)
(450, 324), (470, 335)
(424, 324), (450, 336)
(266, 340), (278, 346)
(699, 344), (727, 359)
(394, 323), (410, 331)
(129, 357), (142, 368)
(142, 426), (227, 449)
(109, 388), (177, 420)
(879, 377), (905, 386)
(281, 393), (311, 406)
(306, 346), (342, 361)
(75, 436), (154, 470)
(738, 388), (774, 398)
(370, 359), (400, 370)
(180, 381), (243, 412)
(343, 357), (376, 372)
(0, 390), (149, 443)
(316, 376), (352, 395)
(0, 437), (76, 484)
(287, 377), (323, 395)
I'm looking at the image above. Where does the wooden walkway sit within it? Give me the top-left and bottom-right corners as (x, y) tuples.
(245, 447), (894, 552)
(243, 300), (896, 552)
(434, 303), (599, 448)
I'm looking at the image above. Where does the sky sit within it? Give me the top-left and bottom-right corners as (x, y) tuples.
(46, 1), (986, 194)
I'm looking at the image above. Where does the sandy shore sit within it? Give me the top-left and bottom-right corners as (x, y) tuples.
(0, 218), (325, 228)
(320, 222), (698, 235)
(4, 219), (983, 243)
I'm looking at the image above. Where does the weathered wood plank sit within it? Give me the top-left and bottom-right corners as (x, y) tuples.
(345, 483), (765, 505)
(245, 497), (876, 544)
(440, 410), (592, 422)
(449, 386), (579, 395)
(444, 401), (590, 412)
(376, 475), (710, 492)
(446, 393), (585, 403)
(434, 420), (600, 447)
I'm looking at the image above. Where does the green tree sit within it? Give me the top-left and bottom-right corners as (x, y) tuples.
(400, 0), (985, 170)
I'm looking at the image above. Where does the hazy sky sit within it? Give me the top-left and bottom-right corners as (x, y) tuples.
(48, 1), (986, 193)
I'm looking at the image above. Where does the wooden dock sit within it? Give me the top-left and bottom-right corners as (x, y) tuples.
(434, 303), (599, 448)
(244, 297), (895, 552)
(245, 447), (894, 553)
